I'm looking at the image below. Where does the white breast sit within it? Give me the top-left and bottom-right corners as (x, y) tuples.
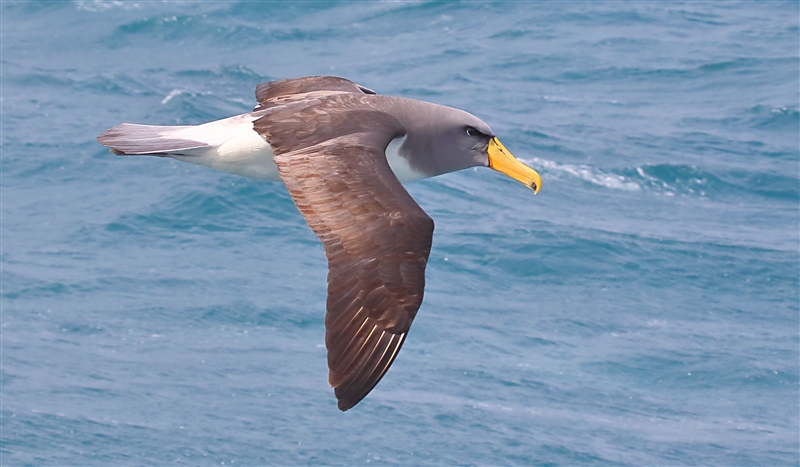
(386, 136), (428, 183)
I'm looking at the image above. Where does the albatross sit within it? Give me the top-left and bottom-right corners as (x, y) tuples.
(97, 76), (542, 411)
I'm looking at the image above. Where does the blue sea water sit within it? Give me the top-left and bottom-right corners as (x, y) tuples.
(1, 1), (798, 465)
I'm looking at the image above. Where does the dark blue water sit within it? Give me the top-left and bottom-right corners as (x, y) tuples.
(2, 1), (798, 465)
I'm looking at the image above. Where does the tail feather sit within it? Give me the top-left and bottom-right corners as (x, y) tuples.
(97, 123), (211, 156)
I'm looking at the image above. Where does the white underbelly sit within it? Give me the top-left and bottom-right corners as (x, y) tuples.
(205, 129), (279, 181)
(168, 115), (281, 181)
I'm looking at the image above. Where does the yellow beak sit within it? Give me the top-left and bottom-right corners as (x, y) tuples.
(487, 137), (541, 194)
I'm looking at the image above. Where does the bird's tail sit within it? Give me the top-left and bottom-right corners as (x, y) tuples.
(97, 123), (211, 156)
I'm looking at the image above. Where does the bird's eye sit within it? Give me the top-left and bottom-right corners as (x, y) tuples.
(466, 127), (481, 137)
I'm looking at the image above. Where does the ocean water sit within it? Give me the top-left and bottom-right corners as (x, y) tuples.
(2, 1), (798, 465)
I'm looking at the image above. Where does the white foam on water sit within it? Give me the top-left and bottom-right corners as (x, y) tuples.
(161, 89), (186, 105)
(526, 157), (641, 191)
(73, 0), (140, 12)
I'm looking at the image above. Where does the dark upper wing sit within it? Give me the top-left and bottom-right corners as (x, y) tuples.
(254, 76), (376, 111)
(256, 95), (433, 411)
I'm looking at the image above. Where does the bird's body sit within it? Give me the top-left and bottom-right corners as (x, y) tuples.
(103, 117), (427, 184)
(98, 76), (541, 411)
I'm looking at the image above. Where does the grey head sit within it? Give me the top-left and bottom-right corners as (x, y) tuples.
(376, 96), (496, 179)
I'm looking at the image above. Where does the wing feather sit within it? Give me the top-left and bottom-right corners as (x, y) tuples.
(259, 93), (433, 410)
(254, 76), (376, 111)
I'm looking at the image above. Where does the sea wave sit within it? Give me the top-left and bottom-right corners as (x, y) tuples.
(527, 158), (641, 192)
(73, 0), (142, 12)
(747, 104), (800, 130)
(527, 158), (799, 200)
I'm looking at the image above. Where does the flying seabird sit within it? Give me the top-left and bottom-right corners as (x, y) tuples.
(97, 76), (542, 411)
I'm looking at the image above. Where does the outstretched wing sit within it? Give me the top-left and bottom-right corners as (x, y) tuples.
(255, 90), (433, 411)
(254, 76), (376, 111)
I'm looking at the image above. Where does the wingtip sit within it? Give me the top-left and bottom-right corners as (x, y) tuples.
(337, 399), (355, 411)
(332, 374), (372, 411)
(333, 380), (360, 411)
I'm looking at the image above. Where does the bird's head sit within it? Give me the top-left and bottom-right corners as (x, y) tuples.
(434, 108), (542, 194)
(387, 98), (542, 193)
